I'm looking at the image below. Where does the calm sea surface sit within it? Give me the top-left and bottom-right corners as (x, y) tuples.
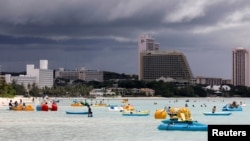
(0, 97), (249, 141)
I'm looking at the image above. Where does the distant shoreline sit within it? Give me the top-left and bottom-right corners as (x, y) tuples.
(0, 96), (247, 102)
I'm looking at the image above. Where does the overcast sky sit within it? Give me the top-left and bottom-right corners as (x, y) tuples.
(1, 0), (250, 79)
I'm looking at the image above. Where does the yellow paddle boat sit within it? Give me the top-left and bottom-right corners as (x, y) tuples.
(123, 104), (135, 111)
(9, 104), (35, 111)
(92, 103), (108, 107)
(70, 102), (83, 107)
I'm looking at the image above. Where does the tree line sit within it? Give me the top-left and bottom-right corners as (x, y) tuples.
(1, 78), (250, 98)
(1, 71), (250, 98)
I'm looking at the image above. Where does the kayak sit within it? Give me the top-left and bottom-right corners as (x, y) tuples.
(66, 111), (88, 114)
(203, 112), (232, 116)
(122, 110), (150, 116)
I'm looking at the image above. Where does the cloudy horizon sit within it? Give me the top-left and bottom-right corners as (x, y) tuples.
(1, 0), (250, 79)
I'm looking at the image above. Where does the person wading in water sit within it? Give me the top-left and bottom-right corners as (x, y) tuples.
(87, 105), (93, 117)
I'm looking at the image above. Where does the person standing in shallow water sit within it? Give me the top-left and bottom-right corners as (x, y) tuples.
(212, 106), (216, 113)
(87, 105), (93, 117)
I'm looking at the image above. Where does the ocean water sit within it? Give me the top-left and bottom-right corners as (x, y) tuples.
(0, 97), (249, 141)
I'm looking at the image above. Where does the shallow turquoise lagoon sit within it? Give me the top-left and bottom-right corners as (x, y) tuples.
(0, 97), (249, 141)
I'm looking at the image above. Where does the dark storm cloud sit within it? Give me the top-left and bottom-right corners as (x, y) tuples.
(1, 0), (250, 79)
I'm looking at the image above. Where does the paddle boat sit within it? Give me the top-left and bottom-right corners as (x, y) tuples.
(70, 100), (84, 106)
(203, 112), (232, 116)
(36, 101), (58, 111)
(123, 104), (135, 111)
(121, 99), (128, 103)
(161, 119), (201, 124)
(157, 107), (208, 131)
(122, 110), (150, 116)
(92, 103), (108, 107)
(71, 99), (90, 106)
(222, 101), (243, 111)
(65, 111), (88, 115)
(71, 102), (83, 106)
(108, 105), (124, 112)
(157, 121), (208, 131)
(9, 104), (35, 111)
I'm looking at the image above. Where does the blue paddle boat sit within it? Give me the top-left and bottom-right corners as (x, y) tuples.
(222, 103), (242, 111)
(161, 119), (201, 124)
(157, 107), (207, 131)
(158, 119), (207, 131)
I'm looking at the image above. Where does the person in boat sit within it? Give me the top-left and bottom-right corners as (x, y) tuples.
(167, 106), (171, 114)
(9, 100), (13, 110)
(22, 102), (26, 110)
(230, 101), (239, 108)
(212, 106), (216, 113)
(87, 105), (93, 117)
(14, 101), (18, 108)
(19, 99), (22, 105)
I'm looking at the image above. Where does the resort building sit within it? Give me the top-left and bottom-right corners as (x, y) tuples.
(26, 60), (53, 88)
(139, 51), (193, 82)
(5, 60), (53, 89)
(138, 34), (193, 83)
(138, 34), (159, 80)
(196, 76), (223, 85)
(5, 74), (36, 89)
(89, 88), (116, 97)
(232, 48), (250, 87)
(195, 76), (231, 85)
(55, 67), (103, 82)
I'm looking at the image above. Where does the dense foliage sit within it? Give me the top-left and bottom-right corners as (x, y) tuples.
(1, 71), (250, 97)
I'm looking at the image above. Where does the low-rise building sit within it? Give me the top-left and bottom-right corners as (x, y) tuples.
(55, 67), (103, 82)
(89, 88), (116, 97)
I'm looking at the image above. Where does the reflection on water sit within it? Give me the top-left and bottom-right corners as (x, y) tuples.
(0, 97), (249, 141)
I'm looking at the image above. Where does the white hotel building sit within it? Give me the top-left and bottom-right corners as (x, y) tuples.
(138, 34), (193, 82)
(5, 60), (53, 89)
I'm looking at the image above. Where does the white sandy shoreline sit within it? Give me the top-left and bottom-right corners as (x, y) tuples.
(0, 96), (34, 106)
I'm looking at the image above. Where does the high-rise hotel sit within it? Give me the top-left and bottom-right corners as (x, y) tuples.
(138, 34), (193, 82)
(232, 48), (250, 87)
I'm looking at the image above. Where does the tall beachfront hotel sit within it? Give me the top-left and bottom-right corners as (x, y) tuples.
(138, 34), (159, 80)
(138, 34), (193, 82)
(232, 48), (250, 87)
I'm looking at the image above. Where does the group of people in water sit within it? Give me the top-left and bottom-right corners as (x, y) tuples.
(9, 99), (26, 110)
